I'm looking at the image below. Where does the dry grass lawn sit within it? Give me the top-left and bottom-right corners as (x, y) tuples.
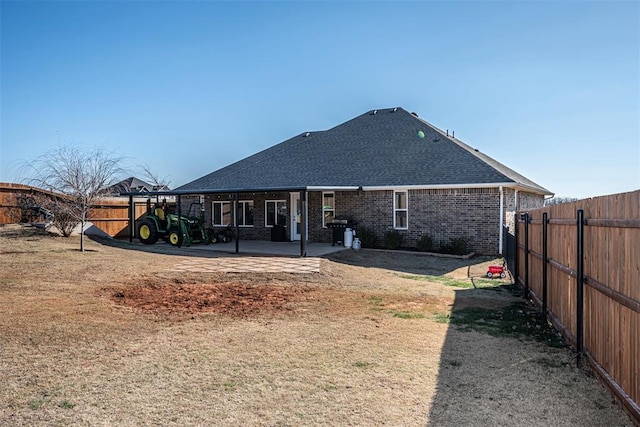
(0, 225), (632, 426)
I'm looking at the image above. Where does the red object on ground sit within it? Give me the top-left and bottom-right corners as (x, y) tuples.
(487, 265), (506, 278)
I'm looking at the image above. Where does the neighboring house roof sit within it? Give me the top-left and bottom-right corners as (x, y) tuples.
(177, 107), (552, 195)
(110, 177), (170, 195)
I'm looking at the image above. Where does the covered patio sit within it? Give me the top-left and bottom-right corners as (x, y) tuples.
(123, 187), (339, 257)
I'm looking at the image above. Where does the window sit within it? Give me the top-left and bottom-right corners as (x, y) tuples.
(237, 201), (254, 227)
(394, 191), (408, 229)
(322, 192), (335, 227)
(212, 201), (231, 226)
(265, 200), (287, 227)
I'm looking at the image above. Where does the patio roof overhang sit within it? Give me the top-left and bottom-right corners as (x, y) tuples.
(119, 186), (308, 197)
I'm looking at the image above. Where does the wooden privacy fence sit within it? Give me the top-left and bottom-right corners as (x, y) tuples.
(89, 200), (148, 238)
(1, 182), (148, 238)
(515, 190), (639, 423)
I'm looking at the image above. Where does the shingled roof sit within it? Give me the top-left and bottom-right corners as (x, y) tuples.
(177, 107), (552, 195)
(109, 177), (170, 195)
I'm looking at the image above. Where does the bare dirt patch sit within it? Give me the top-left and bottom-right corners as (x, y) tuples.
(109, 279), (313, 317)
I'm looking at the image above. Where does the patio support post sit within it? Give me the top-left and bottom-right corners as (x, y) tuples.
(234, 193), (239, 254)
(177, 195), (182, 247)
(300, 190), (307, 257)
(128, 194), (134, 243)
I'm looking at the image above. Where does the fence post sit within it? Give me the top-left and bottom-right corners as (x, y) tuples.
(514, 215), (519, 283)
(524, 212), (530, 299)
(542, 212), (548, 318)
(576, 209), (585, 366)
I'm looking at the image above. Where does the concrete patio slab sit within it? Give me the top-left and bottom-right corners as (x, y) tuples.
(168, 256), (322, 273)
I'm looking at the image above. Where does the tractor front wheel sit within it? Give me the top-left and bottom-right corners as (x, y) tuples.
(138, 219), (158, 245)
(168, 230), (183, 247)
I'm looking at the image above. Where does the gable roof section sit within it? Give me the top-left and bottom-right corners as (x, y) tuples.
(178, 108), (552, 195)
(110, 177), (170, 195)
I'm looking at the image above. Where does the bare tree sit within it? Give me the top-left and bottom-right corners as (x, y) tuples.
(141, 164), (171, 191)
(544, 196), (579, 206)
(25, 146), (123, 251)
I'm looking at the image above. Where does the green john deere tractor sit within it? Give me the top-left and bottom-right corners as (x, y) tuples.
(137, 200), (212, 247)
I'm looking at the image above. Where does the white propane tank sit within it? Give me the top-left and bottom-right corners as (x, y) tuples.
(344, 228), (353, 248)
(352, 237), (361, 250)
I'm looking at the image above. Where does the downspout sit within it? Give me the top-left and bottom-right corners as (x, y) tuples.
(499, 186), (504, 255)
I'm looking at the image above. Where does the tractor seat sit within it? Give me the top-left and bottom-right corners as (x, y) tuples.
(155, 208), (166, 221)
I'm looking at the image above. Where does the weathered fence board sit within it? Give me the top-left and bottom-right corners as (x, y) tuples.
(516, 190), (639, 424)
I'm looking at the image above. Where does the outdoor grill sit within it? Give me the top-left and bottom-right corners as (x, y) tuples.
(326, 216), (356, 246)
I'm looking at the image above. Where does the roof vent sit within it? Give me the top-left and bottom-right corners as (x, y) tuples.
(303, 132), (311, 137)
(392, 107), (398, 112)
(411, 112), (418, 117)
(371, 110), (378, 115)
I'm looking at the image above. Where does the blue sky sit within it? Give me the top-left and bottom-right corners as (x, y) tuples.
(1, 1), (638, 199)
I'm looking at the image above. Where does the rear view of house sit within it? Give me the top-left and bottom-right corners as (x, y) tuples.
(177, 107), (552, 254)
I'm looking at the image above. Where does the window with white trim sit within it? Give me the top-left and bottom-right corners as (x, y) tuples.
(212, 201), (232, 226)
(394, 191), (408, 229)
(322, 192), (335, 227)
(237, 201), (254, 227)
(265, 200), (287, 227)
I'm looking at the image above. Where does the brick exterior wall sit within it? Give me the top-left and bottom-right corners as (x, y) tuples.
(199, 192), (301, 241)
(336, 188), (502, 254)
(503, 189), (546, 236)
(187, 188), (545, 255)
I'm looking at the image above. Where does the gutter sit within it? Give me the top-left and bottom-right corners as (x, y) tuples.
(306, 186), (360, 191)
(362, 182), (513, 191)
(360, 182), (552, 196)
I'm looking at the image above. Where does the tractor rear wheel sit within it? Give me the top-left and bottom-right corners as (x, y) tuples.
(168, 230), (183, 247)
(138, 219), (158, 245)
